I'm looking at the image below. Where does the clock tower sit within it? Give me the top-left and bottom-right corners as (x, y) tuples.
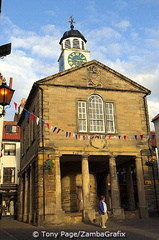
(58, 16), (90, 72)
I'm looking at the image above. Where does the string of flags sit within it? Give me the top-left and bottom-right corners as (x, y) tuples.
(13, 101), (156, 141)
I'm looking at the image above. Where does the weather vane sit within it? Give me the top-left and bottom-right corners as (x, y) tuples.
(68, 15), (76, 30)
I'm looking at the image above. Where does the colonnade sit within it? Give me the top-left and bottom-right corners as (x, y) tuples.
(18, 154), (148, 224)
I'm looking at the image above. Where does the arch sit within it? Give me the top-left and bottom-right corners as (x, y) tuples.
(65, 39), (71, 49)
(73, 39), (80, 49)
(88, 95), (105, 133)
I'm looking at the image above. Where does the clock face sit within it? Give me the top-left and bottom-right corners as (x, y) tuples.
(68, 52), (87, 67)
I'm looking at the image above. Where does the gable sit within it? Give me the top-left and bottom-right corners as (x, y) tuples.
(37, 60), (151, 95)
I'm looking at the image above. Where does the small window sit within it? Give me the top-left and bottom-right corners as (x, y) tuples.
(106, 103), (115, 133)
(4, 144), (16, 156)
(78, 101), (87, 132)
(5, 125), (17, 133)
(3, 168), (15, 184)
(73, 39), (80, 49)
(65, 39), (71, 49)
(82, 41), (85, 50)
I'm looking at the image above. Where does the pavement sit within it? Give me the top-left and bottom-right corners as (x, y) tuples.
(0, 216), (159, 240)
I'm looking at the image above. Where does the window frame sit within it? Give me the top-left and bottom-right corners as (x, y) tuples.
(4, 143), (16, 156)
(77, 95), (116, 134)
(5, 125), (17, 134)
(3, 167), (15, 184)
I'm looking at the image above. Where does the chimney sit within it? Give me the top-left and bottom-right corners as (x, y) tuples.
(9, 77), (13, 88)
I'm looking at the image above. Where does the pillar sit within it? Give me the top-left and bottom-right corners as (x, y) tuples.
(18, 174), (24, 221)
(82, 155), (95, 223)
(135, 156), (149, 218)
(23, 170), (29, 222)
(125, 164), (135, 210)
(29, 165), (33, 223)
(55, 154), (64, 223)
(109, 155), (125, 219)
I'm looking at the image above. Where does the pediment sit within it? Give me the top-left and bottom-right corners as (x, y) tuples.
(37, 60), (150, 95)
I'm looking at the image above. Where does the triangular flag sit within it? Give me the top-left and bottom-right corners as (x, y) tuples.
(124, 135), (127, 140)
(30, 114), (35, 121)
(46, 123), (51, 129)
(134, 135), (138, 140)
(13, 102), (18, 110)
(140, 135), (144, 140)
(42, 120), (45, 126)
(56, 128), (61, 134)
(25, 110), (29, 118)
(36, 117), (40, 125)
(53, 127), (57, 132)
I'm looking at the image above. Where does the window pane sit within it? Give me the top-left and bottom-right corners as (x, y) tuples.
(88, 95), (105, 133)
(106, 103), (115, 133)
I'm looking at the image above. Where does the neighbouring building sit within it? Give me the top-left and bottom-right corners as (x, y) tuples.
(152, 115), (159, 171)
(18, 20), (159, 225)
(0, 121), (20, 218)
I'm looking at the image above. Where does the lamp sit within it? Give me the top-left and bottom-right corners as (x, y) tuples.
(0, 81), (14, 117)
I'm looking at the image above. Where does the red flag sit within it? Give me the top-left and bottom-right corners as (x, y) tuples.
(56, 128), (61, 134)
(13, 102), (18, 110)
(124, 136), (127, 140)
(30, 114), (35, 121)
(46, 123), (51, 129)
(140, 135), (144, 140)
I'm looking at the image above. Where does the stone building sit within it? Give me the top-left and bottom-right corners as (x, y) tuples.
(0, 121), (20, 218)
(18, 21), (159, 225)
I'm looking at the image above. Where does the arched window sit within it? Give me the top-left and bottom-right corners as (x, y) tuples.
(73, 39), (80, 49)
(81, 41), (85, 50)
(65, 39), (71, 49)
(88, 95), (105, 133)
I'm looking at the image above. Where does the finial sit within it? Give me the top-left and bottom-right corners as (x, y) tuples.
(68, 15), (76, 30)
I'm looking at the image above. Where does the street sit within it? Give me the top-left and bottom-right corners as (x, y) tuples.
(0, 217), (159, 240)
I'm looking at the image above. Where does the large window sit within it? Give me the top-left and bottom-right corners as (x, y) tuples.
(88, 95), (105, 133)
(78, 95), (115, 134)
(4, 144), (16, 156)
(3, 168), (15, 184)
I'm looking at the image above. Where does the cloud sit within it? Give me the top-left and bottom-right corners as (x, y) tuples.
(113, 20), (131, 31)
(1, 14), (159, 130)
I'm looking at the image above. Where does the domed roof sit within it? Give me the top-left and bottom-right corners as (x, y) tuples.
(59, 29), (87, 44)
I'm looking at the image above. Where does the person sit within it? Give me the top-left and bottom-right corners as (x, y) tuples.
(99, 195), (108, 228)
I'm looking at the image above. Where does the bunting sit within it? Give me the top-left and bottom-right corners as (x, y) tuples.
(11, 101), (155, 141)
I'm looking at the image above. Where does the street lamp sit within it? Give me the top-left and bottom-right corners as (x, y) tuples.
(0, 78), (14, 117)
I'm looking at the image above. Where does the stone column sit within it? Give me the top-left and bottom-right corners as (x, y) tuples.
(55, 154), (64, 223)
(23, 170), (29, 222)
(125, 164), (135, 210)
(82, 155), (95, 223)
(18, 174), (24, 221)
(29, 165), (33, 223)
(135, 156), (149, 218)
(109, 155), (125, 219)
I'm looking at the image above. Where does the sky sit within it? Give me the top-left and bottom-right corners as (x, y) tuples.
(0, 0), (159, 129)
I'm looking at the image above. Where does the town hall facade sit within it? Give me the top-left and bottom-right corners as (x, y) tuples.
(17, 20), (159, 225)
